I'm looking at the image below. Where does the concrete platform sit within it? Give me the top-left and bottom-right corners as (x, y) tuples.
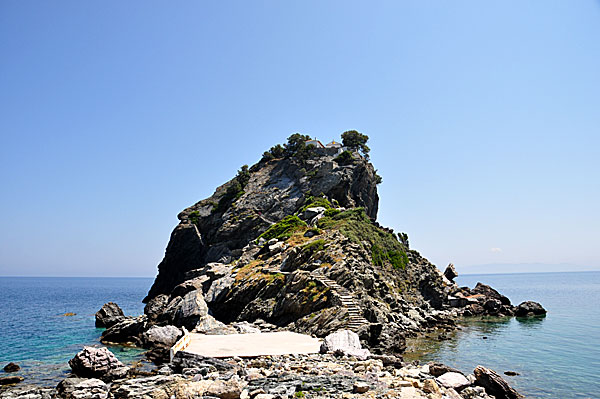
(183, 331), (321, 358)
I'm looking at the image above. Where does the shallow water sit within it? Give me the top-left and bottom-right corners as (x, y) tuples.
(0, 277), (151, 385)
(405, 271), (600, 399)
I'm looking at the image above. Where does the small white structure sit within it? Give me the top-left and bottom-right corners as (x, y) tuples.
(325, 140), (342, 148)
(305, 139), (325, 148)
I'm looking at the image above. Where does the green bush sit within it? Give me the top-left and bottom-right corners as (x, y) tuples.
(323, 208), (341, 217)
(334, 150), (354, 165)
(302, 239), (327, 255)
(298, 196), (332, 214)
(189, 210), (200, 225)
(258, 215), (307, 241)
(213, 165), (250, 213)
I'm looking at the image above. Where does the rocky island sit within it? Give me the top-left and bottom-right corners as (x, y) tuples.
(1, 132), (545, 399)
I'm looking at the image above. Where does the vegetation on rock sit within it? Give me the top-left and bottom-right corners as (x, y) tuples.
(213, 165), (250, 213)
(317, 207), (408, 270)
(258, 215), (307, 242)
(341, 130), (370, 157)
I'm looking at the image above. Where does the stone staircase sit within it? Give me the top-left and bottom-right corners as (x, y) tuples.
(313, 272), (369, 332)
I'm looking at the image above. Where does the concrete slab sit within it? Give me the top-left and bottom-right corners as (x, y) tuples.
(183, 331), (321, 358)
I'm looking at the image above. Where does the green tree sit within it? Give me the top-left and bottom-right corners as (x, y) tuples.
(341, 130), (370, 157)
(284, 133), (311, 157)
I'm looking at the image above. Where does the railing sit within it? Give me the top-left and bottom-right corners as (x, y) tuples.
(169, 327), (191, 362)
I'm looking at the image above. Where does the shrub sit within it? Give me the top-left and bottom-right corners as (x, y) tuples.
(302, 239), (327, 255)
(258, 215), (307, 241)
(324, 208), (341, 217)
(298, 196), (333, 214)
(334, 150), (354, 165)
(213, 165), (250, 213)
(317, 207), (408, 270)
(189, 210), (200, 225)
(341, 130), (370, 158)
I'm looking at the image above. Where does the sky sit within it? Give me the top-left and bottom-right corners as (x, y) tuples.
(1, 1), (599, 277)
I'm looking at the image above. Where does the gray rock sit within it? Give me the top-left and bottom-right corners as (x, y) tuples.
(205, 276), (235, 303)
(100, 316), (147, 345)
(444, 263), (458, 281)
(474, 365), (523, 399)
(300, 207), (327, 221)
(56, 378), (108, 399)
(173, 290), (209, 330)
(428, 362), (464, 377)
(109, 375), (181, 399)
(68, 347), (125, 381)
(0, 385), (56, 398)
(94, 302), (124, 328)
(143, 294), (169, 322)
(436, 372), (470, 391)
(171, 351), (236, 373)
(320, 330), (370, 360)
(515, 301), (546, 317)
(353, 381), (369, 393)
(142, 325), (182, 348)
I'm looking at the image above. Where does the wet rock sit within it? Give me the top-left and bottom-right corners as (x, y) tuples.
(474, 365), (523, 399)
(320, 330), (371, 360)
(436, 372), (470, 391)
(3, 363), (20, 372)
(56, 378), (108, 399)
(515, 301), (546, 317)
(95, 302), (125, 328)
(0, 376), (24, 385)
(504, 371), (520, 376)
(68, 346), (127, 381)
(444, 263), (458, 281)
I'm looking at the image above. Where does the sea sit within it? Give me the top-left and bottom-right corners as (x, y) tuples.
(0, 273), (599, 398)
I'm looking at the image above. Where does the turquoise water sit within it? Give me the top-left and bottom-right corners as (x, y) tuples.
(0, 277), (152, 385)
(408, 272), (600, 399)
(1, 273), (599, 397)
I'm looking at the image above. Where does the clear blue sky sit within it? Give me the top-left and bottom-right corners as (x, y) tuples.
(1, 1), (599, 277)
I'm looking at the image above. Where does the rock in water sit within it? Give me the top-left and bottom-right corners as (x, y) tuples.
(515, 301), (546, 317)
(474, 365), (523, 399)
(100, 316), (147, 345)
(444, 263), (458, 281)
(3, 362), (20, 372)
(0, 376), (24, 385)
(56, 378), (108, 399)
(95, 302), (125, 328)
(320, 330), (371, 360)
(68, 347), (128, 381)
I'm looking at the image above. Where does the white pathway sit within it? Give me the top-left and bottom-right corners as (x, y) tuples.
(181, 331), (321, 358)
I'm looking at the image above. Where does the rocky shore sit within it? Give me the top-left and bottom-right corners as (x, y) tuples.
(0, 135), (546, 398)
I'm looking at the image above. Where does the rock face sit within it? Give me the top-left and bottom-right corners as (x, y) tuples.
(68, 347), (127, 381)
(144, 152), (380, 302)
(515, 301), (546, 317)
(95, 302), (125, 328)
(444, 263), (458, 281)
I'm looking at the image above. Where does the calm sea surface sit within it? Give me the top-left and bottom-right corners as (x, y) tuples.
(1, 273), (599, 398)
(0, 277), (152, 385)
(405, 271), (600, 399)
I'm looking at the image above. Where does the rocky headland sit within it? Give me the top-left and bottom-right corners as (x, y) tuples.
(1, 133), (545, 399)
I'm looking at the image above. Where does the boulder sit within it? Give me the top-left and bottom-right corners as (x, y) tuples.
(0, 376), (24, 385)
(436, 372), (470, 391)
(95, 302), (125, 328)
(56, 378), (108, 399)
(444, 263), (458, 281)
(474, 365), (523, 399)
(320, 329), (371, 360)
(100, 316), (147, 345)
(471, 283), (511, 306)
(68, 347), (128, 381)
(515, 301), (546, 317)
(170, 277), (209, 299)
(142, 325), (182, 348)
(300, 207), (326, 221)
(353, 381), (369, 393)
(205, 275), (235, 303)
(173, 290), (209, 330)
(171, 351), (236, 373)
(3, 362), (20, 372)
(143, 294), (170, 323)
